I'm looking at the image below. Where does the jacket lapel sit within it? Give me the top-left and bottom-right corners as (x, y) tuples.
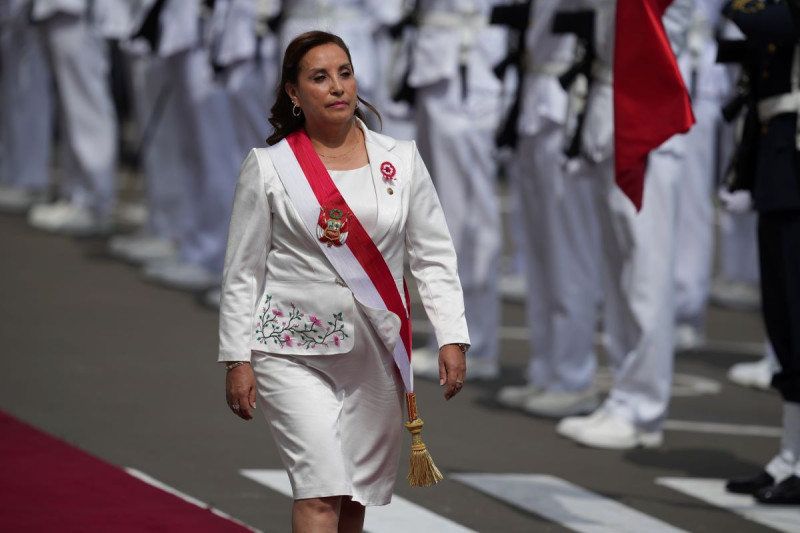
(361, 122), (404, 245)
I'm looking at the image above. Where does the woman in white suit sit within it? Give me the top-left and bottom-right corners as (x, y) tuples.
(218, 31), (470, 532)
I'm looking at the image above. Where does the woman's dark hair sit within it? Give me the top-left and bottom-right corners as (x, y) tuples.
(266, 31), (381, 145)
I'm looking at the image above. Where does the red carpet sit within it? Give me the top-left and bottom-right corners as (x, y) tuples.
(0, 411), (252, 532)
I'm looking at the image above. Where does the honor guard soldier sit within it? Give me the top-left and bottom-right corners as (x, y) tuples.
(554, 0), (694, 450)
(137, 0), (243, 292)
(108, 0), (184, 266)
(404, 0), (510, 381)
(17, 0), (126, 235)
(722, 0), (800, 505)
(494, 1), (604, 417)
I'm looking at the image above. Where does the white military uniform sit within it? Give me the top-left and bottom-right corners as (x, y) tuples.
(0, 0), (52, 197)
(674, 0), (731, 332)
(559, 0), (694, 441)
(31, 0), (121, 218)
(515, 0), (602, 393)
(409, 0), (508, 365)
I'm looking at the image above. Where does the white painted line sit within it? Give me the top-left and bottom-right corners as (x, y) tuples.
(452, 473), (687, 533)
(662, 420), (782, 438)
(240, 469), (476, 533)
(657, 478), (800, 533)
(125, 468), (260, 532)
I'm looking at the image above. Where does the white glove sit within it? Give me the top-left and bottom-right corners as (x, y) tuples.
(718, 187), (753, 214)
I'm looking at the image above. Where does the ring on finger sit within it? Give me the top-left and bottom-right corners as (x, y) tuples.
(231, 404), (240, 411)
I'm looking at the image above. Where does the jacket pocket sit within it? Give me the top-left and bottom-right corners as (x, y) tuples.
(251, 280), (355, 355)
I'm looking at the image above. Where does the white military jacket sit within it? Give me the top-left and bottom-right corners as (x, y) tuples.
(218, 123), (470, 361)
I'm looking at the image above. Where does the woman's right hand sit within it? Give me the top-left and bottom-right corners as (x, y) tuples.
(226, 363), (257, 420)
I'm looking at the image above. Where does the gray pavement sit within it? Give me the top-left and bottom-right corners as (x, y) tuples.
(0, 212), (795, 532)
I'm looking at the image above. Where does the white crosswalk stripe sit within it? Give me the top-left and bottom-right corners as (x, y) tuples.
(657, 478), (800, 533)
(240, 469), (476, 533)
(452, 473), (688, 533)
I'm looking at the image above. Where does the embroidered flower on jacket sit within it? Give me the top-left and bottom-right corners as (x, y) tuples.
(255, 294), (349, 350)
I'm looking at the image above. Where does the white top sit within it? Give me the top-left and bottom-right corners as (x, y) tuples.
(328, 164), (379, 237)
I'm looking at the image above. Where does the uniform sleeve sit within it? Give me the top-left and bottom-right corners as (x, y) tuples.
(723, 0), (798, 43)
(404, 142), (471, 349)
(218, 149), (272, 362)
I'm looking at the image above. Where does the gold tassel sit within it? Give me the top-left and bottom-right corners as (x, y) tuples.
(404, 393), (443, 487)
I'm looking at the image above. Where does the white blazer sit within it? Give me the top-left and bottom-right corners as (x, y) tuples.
(218, 123), (470, 361)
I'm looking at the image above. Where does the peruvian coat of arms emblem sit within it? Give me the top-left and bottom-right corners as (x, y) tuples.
(317, 207), (350, 247)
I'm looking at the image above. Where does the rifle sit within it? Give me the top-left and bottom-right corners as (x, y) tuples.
(716, 38), (758, 192)
(490, 0), (534, 149)
(552, 10), (595, 159)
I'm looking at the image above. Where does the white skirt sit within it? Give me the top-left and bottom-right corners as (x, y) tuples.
(252, 306), (405, 506)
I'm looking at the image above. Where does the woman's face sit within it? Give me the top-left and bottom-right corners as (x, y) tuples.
(286, 43), (358, 129)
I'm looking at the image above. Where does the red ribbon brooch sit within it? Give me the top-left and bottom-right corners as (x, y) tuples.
(380, 161), (396, 183)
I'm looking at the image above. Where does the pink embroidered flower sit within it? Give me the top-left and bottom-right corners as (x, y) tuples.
(334, 336), (340, 347)
(380, 161), (396, 182)
(261, 307), (267, 314)
(309, 315), (323, 327)
(283, 333), (293, 347)
(273, 309), (283, 317)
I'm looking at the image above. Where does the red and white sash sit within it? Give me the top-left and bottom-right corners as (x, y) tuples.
(266, 128), (414, 393)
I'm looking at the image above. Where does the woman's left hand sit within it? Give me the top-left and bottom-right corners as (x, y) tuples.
(438, 344), (466, 400)
(226, 363), (257, 420)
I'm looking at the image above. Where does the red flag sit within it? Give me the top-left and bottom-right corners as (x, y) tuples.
(614, 0), (695, 211)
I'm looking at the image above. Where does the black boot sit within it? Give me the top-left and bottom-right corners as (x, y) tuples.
(726, 471), (775, 495)
(755, 475), (800, 505)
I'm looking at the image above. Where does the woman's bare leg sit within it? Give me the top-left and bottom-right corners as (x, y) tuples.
(292, 496), (341, 533)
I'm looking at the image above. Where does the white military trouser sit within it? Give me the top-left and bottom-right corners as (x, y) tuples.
(674, 97), (719, 327)
(39, 12), (117, 216)
(0, 9), (52, 191)
(415, 77), (502, 361)
(577, 137), (681, 431)
(515, 122), (602, 391)
(126, 50), (185, 241)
